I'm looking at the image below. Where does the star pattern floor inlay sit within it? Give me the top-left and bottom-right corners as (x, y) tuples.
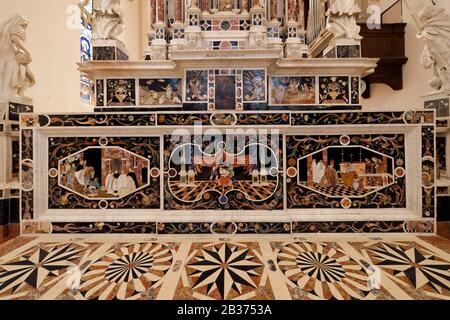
(0, 235), (448, 300)
(273, 241), (375, 300)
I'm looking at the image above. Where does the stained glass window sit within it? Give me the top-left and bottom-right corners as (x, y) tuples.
(80, 0), (93, 103)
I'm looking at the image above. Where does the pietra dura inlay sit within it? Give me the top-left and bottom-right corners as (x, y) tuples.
(0, 236), (448, 300)
(19, 109), (436, 234)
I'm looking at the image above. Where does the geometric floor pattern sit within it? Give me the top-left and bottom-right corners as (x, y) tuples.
(0, 235), (448, 300)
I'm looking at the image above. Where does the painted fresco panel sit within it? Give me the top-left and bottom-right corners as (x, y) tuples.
(215, 76), (236, 109)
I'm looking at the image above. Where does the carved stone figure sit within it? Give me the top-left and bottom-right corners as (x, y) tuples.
(150, 45), (166, 60)
(219, 0), (233, 11)
(326, 0), (362, 40)
(186, 33), (202, 50)
(416, 6), (450, 93)
(329, 0), (361, 15)
(0, 15), (36, 99)
(249, 31), (267, 49)
(286, 43), (301, 58)
(92, 0), (125, 42)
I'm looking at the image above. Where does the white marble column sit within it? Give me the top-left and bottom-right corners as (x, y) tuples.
(149, 0), (168, 59)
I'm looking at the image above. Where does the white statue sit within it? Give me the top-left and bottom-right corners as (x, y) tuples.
(249, 30), (267, 50)
(326, 0), (362, 40)
(186, 33), (202, 50)
(92, 0), (125, 42)
(415, 6), (450, 94)
(0, 15), (36, 99)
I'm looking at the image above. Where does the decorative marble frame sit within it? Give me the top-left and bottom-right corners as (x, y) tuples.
(1, 99), (32, 233)
(268, 75), (360, 107)
(47, 136), (161, 210)
(5, 102), (33, 121)
(286, 133), (407, 210)
(424, 96), (449, 118)
(183, 68), (267, 110)
(92, 41), (129, 61)
(19, 110), (436, 235)
(437, 134), (449, 179)
(94, 74), (360, 111)
(0, 127), (20, 186)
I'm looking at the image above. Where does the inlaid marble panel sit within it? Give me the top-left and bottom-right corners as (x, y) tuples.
(48, 136), (161, 210)
(0, 236), (448, 300)
(106, 79), (136, 107)
(319, 76), (350, 104)
(139, 78), (182, 106)
(174, 241), (274, 300)
(270, 76), (315, 105)
(163, 134), (283, 210)
(286, 134), (406, 209)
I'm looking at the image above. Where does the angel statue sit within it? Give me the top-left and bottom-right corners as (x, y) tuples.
(326, 0), (362, 40)
(0, 15), (36, 99)
(414, 5), (450, 93)
(92, 0), (125, 42)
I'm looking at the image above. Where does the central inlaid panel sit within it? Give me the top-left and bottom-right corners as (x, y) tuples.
(163, 134), (283, 210)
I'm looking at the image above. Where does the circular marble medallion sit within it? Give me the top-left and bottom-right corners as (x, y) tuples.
(219, 195), (229, 205)
(286, 167), (298, 178)
(150, 167), (160, 178)
(168, 168), (177, 178)
(340, 198), (352, 209)
(220, 20), (231, 31)
(394, 167), (405, 178)
(98, 200), (109, 209)
(339, 135), (351, 146)
(48, 168), (58, 178)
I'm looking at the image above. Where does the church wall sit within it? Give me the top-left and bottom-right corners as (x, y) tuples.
(0, 0), (143, 114)
(0, 0), (447, 113)
(361, 0), (450, 110)
(0, 0), (82, 113)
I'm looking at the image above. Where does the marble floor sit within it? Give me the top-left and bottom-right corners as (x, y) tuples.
(0, 235), (448, 300)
